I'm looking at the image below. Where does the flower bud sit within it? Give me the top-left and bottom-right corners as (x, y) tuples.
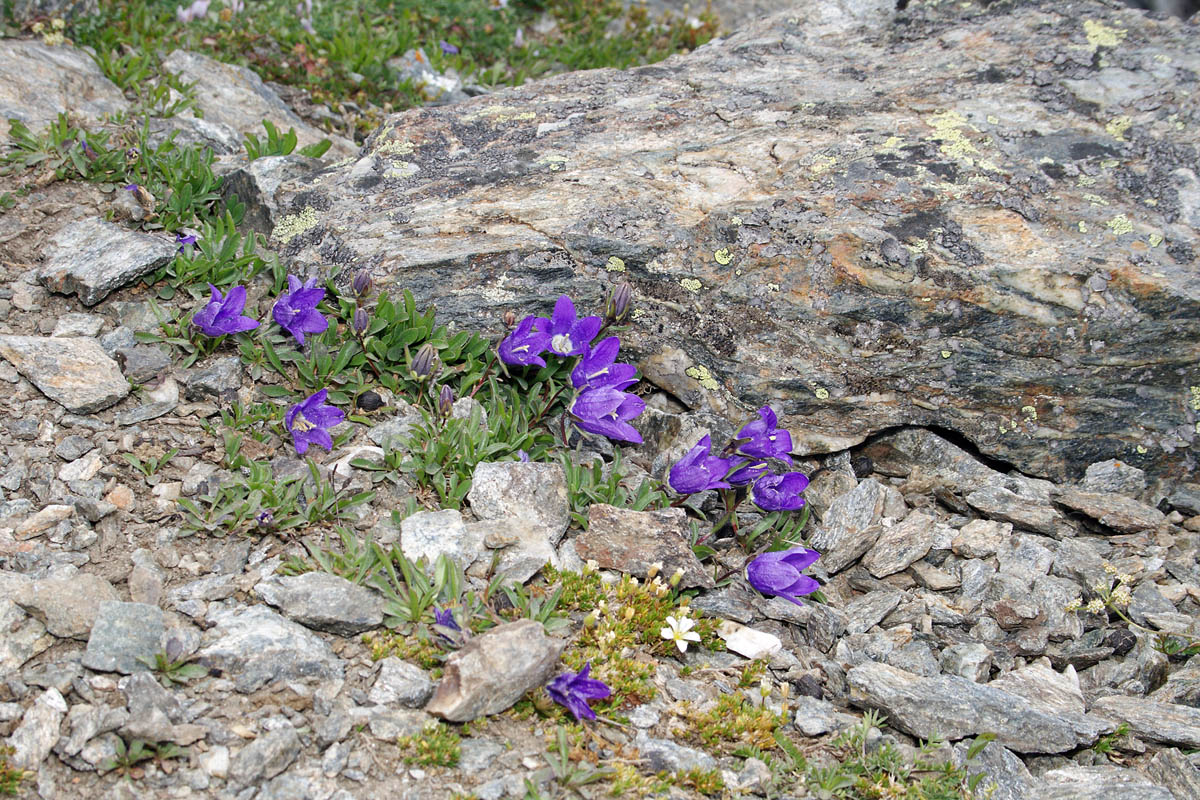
(503, 309), (518, 328)
(352, 270), (372, 298)
(165, 636), (184, 664)
(79, 137), (98, 161)
(438, 384), (455, 417)
(125, 146), (140, 164)
(669, 567), (684, 588)
(412, 343), (436, 380)
(353, 308), (370, 335)
(646, 561), (662, 580)
(623, 606), (634, 622)
(605, 281), (633, 323)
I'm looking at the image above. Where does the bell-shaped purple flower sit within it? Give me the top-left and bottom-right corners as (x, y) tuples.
(273, 275), (328, 346)
(736, 406), (793, 463)
(498, 315), (551, 367)
(285, 389), (344, 455)
(571, 386), (644, 444)
(193, 284), (259, 337)
(727, 459), (768, 487)
(570, 336), (636, 392)
(546, 662), (611, 721)
(537, 295), (602, 358)
(746, 547), (820, 606)
(751, 471), (809, 512)
(668, 435), (737, 495)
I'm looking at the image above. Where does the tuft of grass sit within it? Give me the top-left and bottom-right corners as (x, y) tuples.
(397, 723), (461, 767)
(0, 746), (25, 796)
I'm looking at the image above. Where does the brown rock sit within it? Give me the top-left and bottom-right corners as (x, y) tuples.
(577, 504), (714, 589)
(1053, 488), (1167, 534)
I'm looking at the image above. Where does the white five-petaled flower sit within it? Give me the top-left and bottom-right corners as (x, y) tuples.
(660, 615), (701, 654)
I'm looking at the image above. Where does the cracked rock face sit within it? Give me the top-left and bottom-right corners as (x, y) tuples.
(275, 0), (1199, 484)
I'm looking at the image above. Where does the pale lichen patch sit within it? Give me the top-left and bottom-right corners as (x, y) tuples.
(926, 110), (979, 165)
(1148, 233), (1163, 247)
(685, 365), (719, 391)
(1084, 20), (1126, 52)
(713, 248), (732, 266)
(680, 277), (702, 293)
(813, 386), (829, 400)
(606, 256), (626, 273)
(1106, 214), (1133, 236)
(1105, 116), (1132, 141)
(1189, 386), (1200, 411)
(271, 206), (319, 245)
(810, 154), (838, 177)
(1078, 221), (1088, 233)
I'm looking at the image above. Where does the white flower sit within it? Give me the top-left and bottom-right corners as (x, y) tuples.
(660, 615), (701, 654)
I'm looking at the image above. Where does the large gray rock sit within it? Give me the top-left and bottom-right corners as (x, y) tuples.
(1091, 695), (1200, 748)
(82, 601), (165, 674)
(425, 619), (564, 722)
(38, 218), (177, 306)
(196, 606), (345, 692)
(468, 461), (571, 545)
(847, 661), (1087, 753)
(7, 0), (98, 24)
(0, 38), (128, 130)
(8, 572), (119, 640)
(160, 50), (355, 159)
(254, 572), (385, 636)
(0, 336), (130, 413)
(272, 0), (1200, 484)
(1038, 765), (1176, 800)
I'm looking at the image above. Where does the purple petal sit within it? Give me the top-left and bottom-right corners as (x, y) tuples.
(780, 547), (820, 572)
(746, 557), (798, 595)
(550, 295), (576, 333)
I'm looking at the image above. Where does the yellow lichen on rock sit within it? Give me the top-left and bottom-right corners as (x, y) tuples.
(1106, 214), (1133, 236)
(271, 206), (320, 245)
(685, 365), (720, 391)
(1084, 20), (1126, 51)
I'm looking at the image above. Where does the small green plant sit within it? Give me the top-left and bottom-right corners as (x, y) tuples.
(146, 210), (273, 299)
(1, 114), (125, 183)
(244, 119), (332, 160)
(122, 447), (179, 477)
(138, 646), (208, 688)
(397, 722), (461, 767)
(0, 192), (16, 211)
(540, 726), (613, 793)
(501, 582), (569, 633)
(101, 737), (184, 776)
(0, 745), (25, 796)
(279, 525), (382, 585)
(1091, 722), (1130, 759)
(561, 447), (668, 529)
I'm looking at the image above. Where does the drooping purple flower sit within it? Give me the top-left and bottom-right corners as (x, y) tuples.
(79, 137), (97, 161)
(751, 471), (809, 512)
(192, 284), (259, 337)
(272, 275), (328, 346)
(736, 406), (793, 463)
(746, 547), (820, 606)
(570, 336), (636, 392)
(433, 607), (460, 632)
(546, 662), (611, 721)
(498, 315), (551, 368)
(439, 40), (459, 55)
(285, 389), (344, 455)
(175, 232), (197, 253)
(570, 386), (644, 444)
(726, 459), (768, 487)
(668, 435), (737, 495)
(535, 295), (602, 358)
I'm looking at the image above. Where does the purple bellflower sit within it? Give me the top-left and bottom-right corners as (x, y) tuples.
(727, 459), (768, 487)
(736, 406), (793, 463)
(751, 471), (810, 512)
(273, 275), (328, 346)
(175, 232), (197, 253)
(439, 40), (459, 55)
(433, 607), (460, 632)
(536, 295), (602, 358)
(669, 435), (737, 494)
(546, 662), (611, 721)
(498, 315), (551, 368)
(571, 386), (644, 444)
(285, 389), (344, 455)
(570, 336), (636, 392)
(746, 547), (820, 606)
(193, 284), (259, 337)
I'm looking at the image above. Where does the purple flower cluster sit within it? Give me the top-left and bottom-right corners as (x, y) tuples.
(668, 406), (809, 512)
(498, 293), (644, 444)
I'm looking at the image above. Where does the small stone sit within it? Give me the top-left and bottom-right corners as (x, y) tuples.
(196, 606), (345, 693)
(0, 598), (52, 673)
(53, 434), (94, 461)
(862, 511), (941, 577)
(577, 504), (713, 589)
(425, 619), (565, 722)
(15, 504), (74, 539)
(199, 745), (231, 779)
(844, 589), (903, 635)
(184, 356), (243, 401)
(38, 218), (176, 306)
(1039, 765), (1175, 800)
(468, 461), (570, 545)
(808, 478), (886, 573)
(366, 406), (423, 448)
(400, 508), (484, 572)
(472, 517), (557, 584)
(1081, 460), (1146, 496)
(356, 390), (383, 411)
(10, 572), (119, 639)
(105, 484), (135, 510)
(58, 452), (103, 482)
(1054, 488), (1167, 534)
(792, 695), (855, 737)
(717, 621), (782, 659)
(633, 732), (716, 772)
(366, 707), (431, 740)
(83, 601), (165, 674)
(114, 345), (171, 383)
(952, 519), (1011, 559)
(1144, 748), (1200, 800)
(254, 572), (385, 636)
(941, 643), (992, 682)
(0, 335), (130, 413)
(965, 484), (1067, 538)
(228, 725), (301, 788)
(7, 688), (67, 770)
(52, 313), (106, 338)
(368, 658), (435, 708)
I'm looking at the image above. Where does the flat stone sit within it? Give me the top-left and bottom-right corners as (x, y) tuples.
(792, 695), (856, 737)
(255, 572), (385, 636)
(940, 643), (992, 682)
(196, 606), (345, 693)
(716, 621), (782, 659)
(847, 662), (1081, 753)
(576, 504), (713, 589)
(365, 707), (430, 740)
(953, 740), (1038, 800)
(114, 345), (171, 383)
(9, 572), (119, 639)
(161, 49), (354, 158)
(0, 336), (129, 413)
(1038, 765), (1175, 800)
(808, 479), (885, 574)
(52, 313), (104, 338)
(844, 588), (903, 635)
(228, 725), (301, 788)
(54, 434), (95, 461)
(468, 461), (571, 545)
(400, 508), (484, 572)
(368, 658), (434, 708)
(633, 732), (716, 773)
(58, 452), (103, 482)
(473, 517), (556, 584)
(862, 511), (940, 577)
(82, 601), (165, 674)
(965, 484), (1067, 537)
(1091, 695), (1200, 748)
(1054, 488), (1167, 534)
(952, 519), (1011, 559)
(7, 688), (67, 770)
(183, 355), (243, 401)
(425, 619), (564, 722)
(0, 598), (53, 673)
(0, 39), (128, 130)
(1081, 459), (1146, 496)
(14, 503), (74, 539)
(987, 660), (1110, 744)
(38, 218), (176, 306)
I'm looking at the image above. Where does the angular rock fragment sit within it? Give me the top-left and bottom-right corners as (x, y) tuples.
(808, 479), (885, 574)
(7, 688), (67, 770)
(1038, 765), (1175, 800)
(425, 619), (564, 722)
(38, 218), (177, 306)
(229, 725), (301, 788)
(0, 336), (130, 413)
(1053, 488), (1167, 534)
(1091, 695), (1200, 748)
(83, 601), (165, 674)
(369, 658), (434, 708)
(577, 504), (713, 588)
(221, 155), (325, 236)
(862, 511), (940, 577)
(468, 461), (571, 545)
(9, 572), (119, 640)
(255, 572), (385, 636)
(196, 606), (345, 692)
(847, 662), (1084, 753)
(400, 508), (483, 571)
